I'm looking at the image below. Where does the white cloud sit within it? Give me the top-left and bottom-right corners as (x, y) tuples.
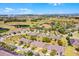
(53, 3), (57, 6)
(5, 8), (14, 11)
(4, 8), (14, 12)
(49, 3), (62, 6)
(0, 8), (32, 14)
(19, 8), (32, 14)
(20, 8), (30, 11)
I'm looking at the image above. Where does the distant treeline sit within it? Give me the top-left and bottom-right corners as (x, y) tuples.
(31, 18), (42, 22)
(0, 19), (3, 21)
(14, 25), (30, 28)
(3, 18), (43, 23)
(4, 19), (26, 23)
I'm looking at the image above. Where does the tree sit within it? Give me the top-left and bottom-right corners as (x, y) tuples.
(21, 34), (26, 38)
(41, 48), (47, 54)
(42, 37), (51, 43)
(0, 42), (5, 47)
(58, 40), (63, 46)
(0, 42), (16, 51)
(66, 36), (70, 40)
(58, 27), (66, 34)
(58, 38), (68, 46)
(78, 28), (79, 33)
(50, 50), (57, 56)
(8, 45), (17, 51)
(23, 43), (30, 48)
(66, 36), (72, 46)
(30, 36), (37, 41)
(31, 46), (37, 50)
(27, 51), (33, 56)
(31, 18), (38, 22)
(23, 51), (27, 56)
(75, 47), (79, 52)
(68, 32), (73, 37)
(19, 41), (24, 46)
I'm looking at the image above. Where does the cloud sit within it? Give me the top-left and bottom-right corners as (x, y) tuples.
(4, 8), (14, 12)
(19, 8), (32, 14)
(53, 3), (57, 6)
(20, 8), (30, 11)
(0, 8), (32, 14)
(49, 3), (62, 6)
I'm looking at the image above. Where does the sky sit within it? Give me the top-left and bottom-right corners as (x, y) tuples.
(0, 3), (79, 15)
